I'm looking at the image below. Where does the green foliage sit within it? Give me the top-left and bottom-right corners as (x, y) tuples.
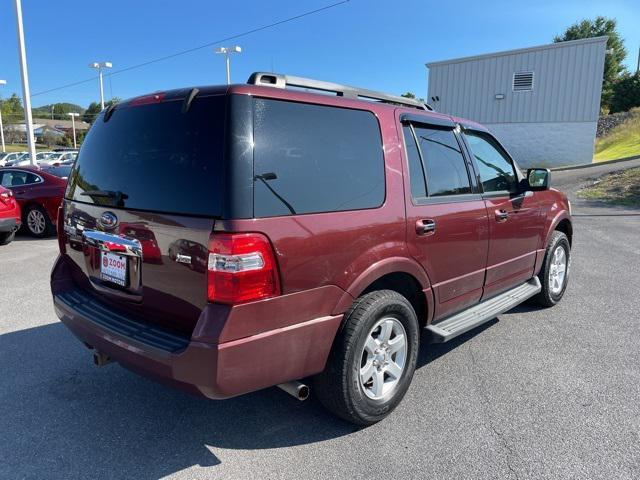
(610, 72), (640, 113)
(32, 102), (85, 120)
(554, 16), (627, 110)
(401, 91), (426, 103)
(0, 93), (24, 120)
(83, 98), (120, 124)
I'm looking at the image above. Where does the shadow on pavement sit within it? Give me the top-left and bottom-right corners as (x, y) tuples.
(0, 306), (534, 478)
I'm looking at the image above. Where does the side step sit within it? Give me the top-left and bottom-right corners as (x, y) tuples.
(426, 277), (541, 343)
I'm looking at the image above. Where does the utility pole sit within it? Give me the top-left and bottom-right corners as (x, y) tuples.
(13, 0), (37, 165)
(68, 112), (79, 149)
(89, 62), (113, 110)
(637, 46), (639, 73)
(0, 80), (6, 153)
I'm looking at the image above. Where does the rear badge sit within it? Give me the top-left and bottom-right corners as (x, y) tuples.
(175, 254), (192, 265)
(98, 211), (118, 230)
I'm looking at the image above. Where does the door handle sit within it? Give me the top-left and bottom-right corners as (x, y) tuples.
(495, 209), (509, 222)
(416, 219), (436, 235)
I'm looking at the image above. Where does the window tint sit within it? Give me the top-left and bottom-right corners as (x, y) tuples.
(253, 99), (385, 217)
(67, 95), (225, 216)
(413, 126), (471, 197)
(464, 131), (518, 193)
(402, 125), (427, 199)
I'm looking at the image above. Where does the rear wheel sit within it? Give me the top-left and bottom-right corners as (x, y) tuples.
(0, 231), (15, 245)
(314, 290), (419, 426)
(534, 230), (570, 307)
(24, 205), (53, 238)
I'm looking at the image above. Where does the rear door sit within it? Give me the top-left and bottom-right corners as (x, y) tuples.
(462, 129), (543, 298)
(62, 93), (226, 334)
(401, 117), (489, 321)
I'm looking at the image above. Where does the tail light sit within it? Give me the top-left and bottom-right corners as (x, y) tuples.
(56, 205), (66, 254)
(207, 233), (281, 304)
(0, 189), (14, 206)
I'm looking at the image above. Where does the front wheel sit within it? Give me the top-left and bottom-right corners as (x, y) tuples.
(534, 230), (570, 307)
(314, 290), (419, 426)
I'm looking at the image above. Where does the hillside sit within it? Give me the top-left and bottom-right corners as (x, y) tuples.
(595, 108), (640, 162)
(32, 102), (85, 119)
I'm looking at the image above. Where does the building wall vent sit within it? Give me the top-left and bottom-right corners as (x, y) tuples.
(513, 71), (534, 91)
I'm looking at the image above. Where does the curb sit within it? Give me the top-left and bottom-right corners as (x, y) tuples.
(552, 155), (640, 172)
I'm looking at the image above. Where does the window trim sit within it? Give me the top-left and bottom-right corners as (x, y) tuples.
(461, 129), (521, 197)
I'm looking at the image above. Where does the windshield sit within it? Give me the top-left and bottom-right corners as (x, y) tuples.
(66, 94), (226, 216)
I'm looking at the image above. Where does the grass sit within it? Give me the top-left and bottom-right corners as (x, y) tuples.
(578, 167), (640, 207)
(2, 143), (49, 153)
(594, 108), (640, 162)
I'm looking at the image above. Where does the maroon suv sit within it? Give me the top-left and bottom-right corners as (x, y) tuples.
(51, 73), (572, 425)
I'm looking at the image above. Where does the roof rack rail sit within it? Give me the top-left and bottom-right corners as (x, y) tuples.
(247, 72), (433, 111)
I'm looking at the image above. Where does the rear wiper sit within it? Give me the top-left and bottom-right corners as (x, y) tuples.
(81, 190), (129, 206)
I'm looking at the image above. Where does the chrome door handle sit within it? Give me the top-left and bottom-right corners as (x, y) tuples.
(416, 219), (436, 235)
(495, 209), (509, 222)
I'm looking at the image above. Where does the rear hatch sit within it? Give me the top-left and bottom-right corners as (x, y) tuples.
(62, 91), (226, 335)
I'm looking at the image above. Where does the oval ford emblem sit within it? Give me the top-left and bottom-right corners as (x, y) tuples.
(98, 211), (118, 229)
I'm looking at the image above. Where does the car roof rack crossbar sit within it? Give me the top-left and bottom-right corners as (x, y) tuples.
(247, 72), (433, 111)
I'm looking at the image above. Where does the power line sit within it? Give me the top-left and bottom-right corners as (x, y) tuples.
(31, 0), (349, 98)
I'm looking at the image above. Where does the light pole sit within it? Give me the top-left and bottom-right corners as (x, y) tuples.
(68, 112), (79, 149)
(214, 46), (242, 85)
(13, 0), (37, 165)
(89, 61), (112, 110)
(0, 79), (5, 153)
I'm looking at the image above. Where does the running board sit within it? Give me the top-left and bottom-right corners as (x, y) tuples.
(426, 277), (541, 343)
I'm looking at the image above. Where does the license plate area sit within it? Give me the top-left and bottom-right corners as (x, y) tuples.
(100, 251), (128, 287)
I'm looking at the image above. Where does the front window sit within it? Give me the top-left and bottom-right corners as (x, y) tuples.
(464, 131), (518, 193)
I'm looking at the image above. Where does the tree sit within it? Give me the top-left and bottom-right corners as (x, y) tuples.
(554, 17), (627, 110)
(83, 98), (120, 124)
(401, 91), (426, 103)
(610, 71), (640, 113)
(1, 93), (24, 121)
(33, 102), (84, 120)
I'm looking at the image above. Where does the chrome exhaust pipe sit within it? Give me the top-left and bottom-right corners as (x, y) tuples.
(277, 381), (310, 401)
(93, 351), (112, 367)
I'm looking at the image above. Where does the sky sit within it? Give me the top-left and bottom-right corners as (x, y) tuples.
(0, 0), (639, 110)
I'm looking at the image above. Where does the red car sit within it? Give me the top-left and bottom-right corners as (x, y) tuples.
(51, 73), (572, 425)
(0, 185), (21, 245)
(0, 166), (66, 237)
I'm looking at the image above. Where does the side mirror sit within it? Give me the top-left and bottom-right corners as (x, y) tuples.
(526, 168), (550, 191)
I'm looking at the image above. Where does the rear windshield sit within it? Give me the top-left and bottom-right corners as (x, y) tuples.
(66, 95), (225, 216)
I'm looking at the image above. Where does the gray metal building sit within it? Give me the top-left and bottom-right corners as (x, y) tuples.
(426, 36), (608, 167)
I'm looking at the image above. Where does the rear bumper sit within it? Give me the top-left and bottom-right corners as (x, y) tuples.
(0, 217), (20, 233)
(51, 256), (343, 399)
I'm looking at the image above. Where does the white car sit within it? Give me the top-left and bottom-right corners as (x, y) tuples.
(0, 152), (27, 167)
(40, 151), (78, 166)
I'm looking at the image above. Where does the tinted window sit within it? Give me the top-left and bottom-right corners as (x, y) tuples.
(413, 126), (471, 196)
(402, 125), (427, 199)
(67, 95), (225, 216)
(253, 99), (385, 217)
(43, 166), (72, 178)
(465, 131), (518, 193)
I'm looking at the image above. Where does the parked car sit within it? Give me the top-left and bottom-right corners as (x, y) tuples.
(41, 151), (77, 166)
(0, 166), (66, 237)
(50, 73), (572, 425)
(1, 151), (27, 167)
(0, 185), (21, 245)
(41, 165), (72, 179)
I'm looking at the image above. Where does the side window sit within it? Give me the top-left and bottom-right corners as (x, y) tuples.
(1, 171), (29, 187)
(26, 173), (42, 184)
(413, 126), (471, 197)
(253, 99), (385, 217)
(402, 125), (426, 199)
(464, 131), (518, 193)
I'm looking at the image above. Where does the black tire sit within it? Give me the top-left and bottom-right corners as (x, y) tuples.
(314, 290), (420, 426)
(23, 204), (53, 238)
(534, 230), (570, 307)
(0, 231), (15, 245)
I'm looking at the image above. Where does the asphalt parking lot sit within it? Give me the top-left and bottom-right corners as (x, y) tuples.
(1, 163), (639, 480)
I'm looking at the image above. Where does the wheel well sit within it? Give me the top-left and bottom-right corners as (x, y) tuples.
(555, 219), (573, 246)
(361, 272), (427, 328)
